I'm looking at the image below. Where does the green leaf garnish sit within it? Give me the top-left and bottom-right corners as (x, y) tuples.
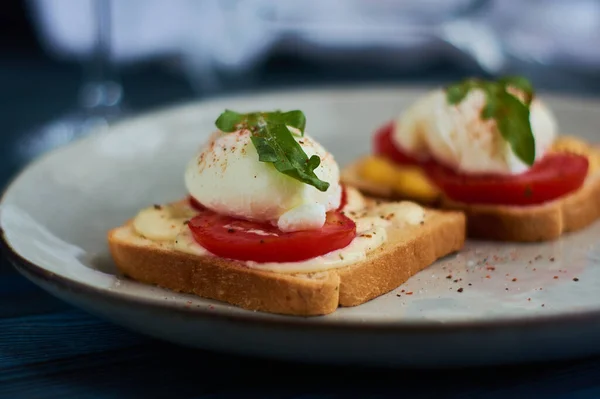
(214, 110), (329, 192)
(444, 76), (536, 166)
(215, 109), (245, 132)
(446, 78), (478, 104)
(267, 110), (306, 135)
(495, 90), (536, 166)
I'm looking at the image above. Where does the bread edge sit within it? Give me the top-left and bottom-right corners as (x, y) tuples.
(441, 175), (600, 242)
(341, 156), (600, 242)
(108, 206), (465, 316)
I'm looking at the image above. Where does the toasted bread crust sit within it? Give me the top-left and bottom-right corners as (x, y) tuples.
(342, 156), (600, 242)
(337, 211), (464, 306)
(108, 206), (465, 316)
(441, 176), (600, 242)
(109, 232), (341, 316)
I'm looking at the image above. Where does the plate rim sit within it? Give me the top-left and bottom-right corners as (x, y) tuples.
(5, 229), (600, 333)
(3, 83), (600, 333)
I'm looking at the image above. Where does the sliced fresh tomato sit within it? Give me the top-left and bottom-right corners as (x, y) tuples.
(188, 210), (356, 263)
(423, 153), (589, 206)
(338, 184), (348, 211)
(373, 121), (423, 166)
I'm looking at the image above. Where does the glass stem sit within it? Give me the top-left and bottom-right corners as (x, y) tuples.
(80, 0), (123, 116)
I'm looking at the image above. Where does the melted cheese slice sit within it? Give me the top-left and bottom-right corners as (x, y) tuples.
(131, 187), (426, 274)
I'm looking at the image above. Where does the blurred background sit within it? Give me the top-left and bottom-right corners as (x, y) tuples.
(2, 0), (600, 188)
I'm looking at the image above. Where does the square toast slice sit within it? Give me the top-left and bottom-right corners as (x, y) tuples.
(108, 196), (465, 316)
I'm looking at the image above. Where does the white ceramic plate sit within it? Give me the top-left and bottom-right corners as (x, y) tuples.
(3, 86), (600, 368)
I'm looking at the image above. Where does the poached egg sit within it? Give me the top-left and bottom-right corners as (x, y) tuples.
(185, 128), (342, 232)
(392, 88), (558, 175)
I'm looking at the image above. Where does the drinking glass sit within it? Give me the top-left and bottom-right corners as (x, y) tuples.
(18, 0), (124, 162)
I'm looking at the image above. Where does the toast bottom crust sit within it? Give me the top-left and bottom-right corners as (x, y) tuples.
(108, 204), (465, 316)
(441, 175), (600, 242)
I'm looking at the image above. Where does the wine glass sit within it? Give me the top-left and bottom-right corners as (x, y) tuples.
(17, 0), (124, 163)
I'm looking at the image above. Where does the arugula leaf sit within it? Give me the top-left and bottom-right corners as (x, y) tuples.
(215, 109), (245, 132)
(266, 110), (306, 135)
(217, 110), (307, 135)
(446, 78), (478, 104)
(481, 97), (497, 120)
(446, 84), (469, 104)
(251, 120), (329, 191)
(480, 83), (499, 119)
(444, 76), (536, 166)
(214, 110), (330, 192)
(495, 90), (536, 165)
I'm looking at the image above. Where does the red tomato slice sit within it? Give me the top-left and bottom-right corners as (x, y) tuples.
(188, 210), (356, 263)
(373, 121), (423, 166)
(338, 184), (348, 211)
(423, 153), (589, 206)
